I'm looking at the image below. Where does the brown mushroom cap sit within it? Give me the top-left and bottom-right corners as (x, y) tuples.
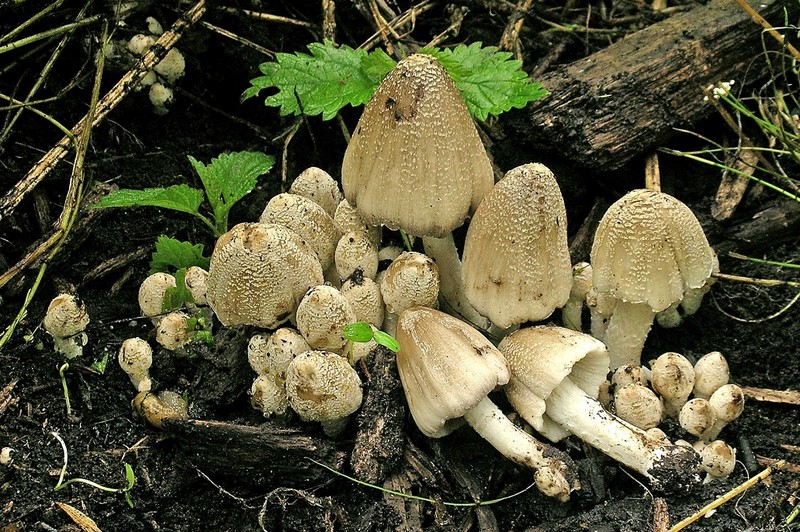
(395, 307), (509, 438)
(591, 189), (715, 312)
(341, 54), (493, 237)
(462, 163), (572, 330)
(206, 222), (324, 328)
(259, 193), (341, 270)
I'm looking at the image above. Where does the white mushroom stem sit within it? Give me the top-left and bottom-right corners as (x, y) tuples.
(601, 301), (655, 369)
(545, 377), (700, 490)
(422, 234), (490, 331)
(461, 396), (575, 501)
(562, 262), (592, 332)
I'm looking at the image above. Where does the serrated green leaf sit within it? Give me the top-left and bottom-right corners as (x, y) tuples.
(162, 268), (195, 312)
(195, 151), (274, 209)
(150, 236), (209, 274)
(243, 41), (395, 120)
(343, 322), (375, 343)
(91, 185), (204, 215)
(421, 42), (548, 121)
(372, 330), (400, 353)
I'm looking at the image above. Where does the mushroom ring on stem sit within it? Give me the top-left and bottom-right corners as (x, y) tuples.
(589, 189), (716, 369)
(395, 306), (580, 501)
(499, 326), (701, 492)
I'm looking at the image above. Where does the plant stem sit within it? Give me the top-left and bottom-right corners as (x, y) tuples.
(59, 363), (71, 417)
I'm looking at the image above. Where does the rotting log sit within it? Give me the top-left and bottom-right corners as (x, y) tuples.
(504, 0), (800, 172)
(161, 418), (347, 486)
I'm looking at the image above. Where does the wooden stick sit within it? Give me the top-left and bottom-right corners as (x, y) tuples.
(742, 386), (800, 406)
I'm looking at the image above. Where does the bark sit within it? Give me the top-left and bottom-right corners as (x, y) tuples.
(504, 0), (800, 171)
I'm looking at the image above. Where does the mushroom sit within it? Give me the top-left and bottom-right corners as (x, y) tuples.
(700, 383), (745, 441)
(699, 440), (736, 483)
(155, 311), (193, 352)
(612, 383), (663, 430)
(43, 293), (90, 359)
(259, 193), (341, 271)
(184, 266), (209, 306)
(251, 374), (290, 418)
(333, 199), (382, 248)
(340, 273), (384, 329)
(284, 350), (363, 436)
(462, 163), (572, 332)
(650, 352), (695, 418)
(589, 189), (716, 368)
(148, 82), (174, 115)
(295, 285), (357, 353)
(289, 167), (343, 218)
(206, 223), (324, 328)
(118, 337), (153, 392)
(396, 307), (580, 502)
(341, 53), (493, 325)
(610, 364), (650, 389)
(379, 251), (439, 335)
(678, 398), (717, 438)
(562, 262), (593, 332)
(251, 327), (310, 377)
(133, 390), (188, 429)
(138, 272), (176, 322)
(692, 351), (730, 400)
(335, 230), (379, 281)
(499, 326), (701, 491)
(153, 47), (185, 84)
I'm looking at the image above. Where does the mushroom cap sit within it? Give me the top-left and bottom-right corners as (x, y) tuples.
(285, 350), (363, 422)
(499, 326), (609, 441)
(248, 328), (309, 377)
(679, 398), (717, 437)
(118, 337), (153, 392)
(613, 383), (663, 430)
(138, 272), (176, 319)
(259, 193), (341, 270)
(155, 311), (193, 351)
(289, 167), (343, 218)
(590, 189), (716, 312)
(380, 251), (440, 315)
(206, 223), (324, 328)
(341, 53), (494, 237)
(153, 47), (185, 84)
(693, 351), (730, 400)
(708, 383), (745, 423)
(650, 352), (696, 402)
(295, 285), (357, 352)
(43, 293), (90, 338)
(251, 374), (289, 417)
(333, 199), (382, 248)
(184, 266), (208, 306)
(395, 307), (509, 438)
(462, 163), (572, 329)
(335, 230), (379, 281)
(340, 275), (384, 328)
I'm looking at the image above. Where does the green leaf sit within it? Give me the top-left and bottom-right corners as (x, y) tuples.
(150, 236), (209, 274)
(161, 268), (194, 312)
(91, 184), (204, 216)
(243, 41), (395, 120)
(343, 322), (375, 343)
(420, 43), (548, 121)
(373, 330), (400, 353)
(90, 353), (109, 374)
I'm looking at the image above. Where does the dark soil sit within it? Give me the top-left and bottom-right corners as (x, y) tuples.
(1, 2), (799, 531)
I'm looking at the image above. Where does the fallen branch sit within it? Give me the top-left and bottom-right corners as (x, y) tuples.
(742, 386), (800, 406)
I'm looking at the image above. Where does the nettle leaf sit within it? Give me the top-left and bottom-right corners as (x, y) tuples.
(92, 184), (204, 215)
(162, 268), (195, 312)
(243, 41), (395, 120)
(150, 236), (209, 274)
(189, 151), (274, 213)
(421, 43), (548, 121)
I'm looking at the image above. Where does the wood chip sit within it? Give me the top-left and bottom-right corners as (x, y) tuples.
(742, 385), (800, 406)
(56, 502), (102, 532)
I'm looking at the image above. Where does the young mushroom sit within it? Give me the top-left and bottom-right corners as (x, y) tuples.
(284, 350), (363, 437)
(395, 306), (580, 502)
(589, 189), (716, 368)
(340, 274), (384, 329)
(138, 272), (176, 322)
(379, 251), (440, 335)
(118, 337), (153, 392)
(692, 351), (730, 400)
(295, 285), (357, 353)
(699, 440), (736, 483)
(289, 167), (343, 219)
(43, 293), (90, 359)
(700, 383), (745, 441)
(206, 223), (324, 328)
(612, 383), (663, 430)
(678, 398), (717, 438)
(155, 311), (193, 352)
(499, 326), (701, 491)
(462, 163), (572, 333)
(562, 262), (593, 332)
(650, 352), (696, 418)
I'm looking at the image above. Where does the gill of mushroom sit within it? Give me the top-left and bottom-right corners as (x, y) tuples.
(461, 163), (572, 335)
(341, 53), (493, 329)
(395, 306), (580, 502)
(589, 189), (716, 369)
(205, 223), (324, 328)
(499, 325), (701, 492)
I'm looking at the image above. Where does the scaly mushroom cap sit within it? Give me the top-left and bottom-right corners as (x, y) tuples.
(285, 350), (363, 422)
(184, 266), (208, 306)
(138, 272), (176, 319)
(591, 189), (715, 312)
(335, 230), (379, 281)
(462, 163), (572, 329)
(380, 252), (440, 314)
(340, 275), (384, 328)
(295, 285), (357, 352)
(342, 54), (494, 237)
(43, 293), (90, 338)
(206, 223), (324, 328)
(118, 337), (153, 392)
(395, 307), (509, 438)
(289, 167), (343, 218)
(499, 326), (610, 441)
(259, 193), (341, 270)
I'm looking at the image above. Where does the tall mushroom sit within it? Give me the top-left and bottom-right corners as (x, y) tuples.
(341, 53), (493, 325)
(500, 325), (701, 491)
(462, 163), (572, 332)
(206, 223), (324, 328)
(396, 307), (580, 501)
(589, 189), (716, 368)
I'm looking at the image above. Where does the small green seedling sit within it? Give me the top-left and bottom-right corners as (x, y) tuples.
(92, 151), (275, 237)
(243, 41), (547, 122)
(90, 353), (109, 374)
(343, 322), (400, 357)
(52, 432), (137, 508)
(59, 362), (72, 417)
